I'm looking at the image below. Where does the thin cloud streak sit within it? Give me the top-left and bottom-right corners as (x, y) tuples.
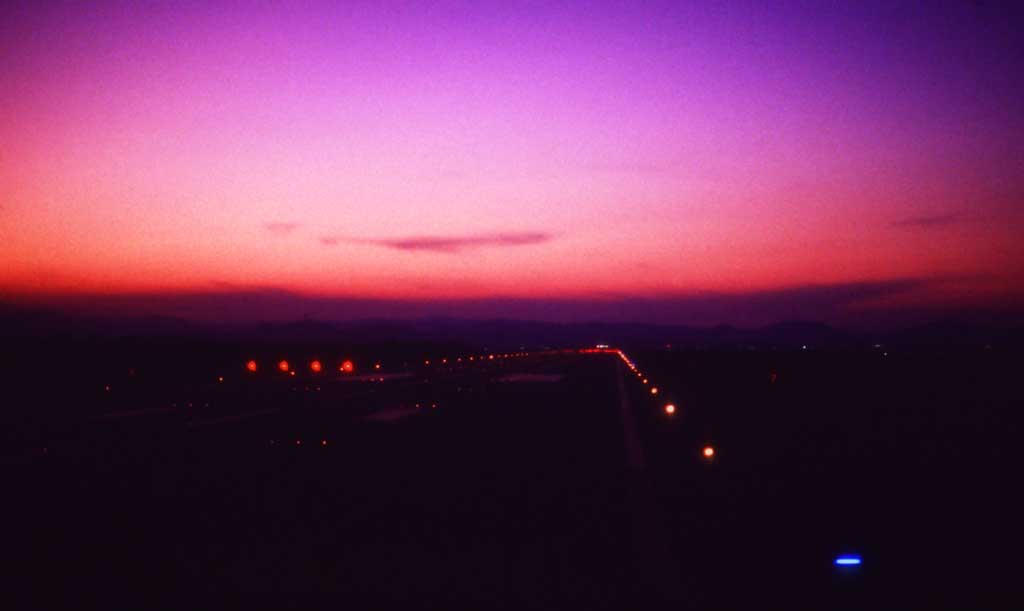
(324, 232), (553, 253)
(892, 212), (964, 229)
(264, 222), (301, 236)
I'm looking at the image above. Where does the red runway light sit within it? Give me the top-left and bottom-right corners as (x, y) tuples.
(310, 360), (322, 372)
(246, 360), (258, 372)
(664, 403), (676, 415)
(340, 360), (354, 373)
(278, 360), (290, 372)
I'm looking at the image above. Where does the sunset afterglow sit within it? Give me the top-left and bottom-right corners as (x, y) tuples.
(2, 2), (1021, 324)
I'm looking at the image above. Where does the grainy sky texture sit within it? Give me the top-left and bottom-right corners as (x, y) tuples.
(2, 2), (1022, 323)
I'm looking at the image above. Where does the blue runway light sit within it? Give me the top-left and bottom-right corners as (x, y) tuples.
(834, 555), (862, 566)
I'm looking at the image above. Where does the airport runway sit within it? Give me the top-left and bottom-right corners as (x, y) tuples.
(7, 349), (1020, 609)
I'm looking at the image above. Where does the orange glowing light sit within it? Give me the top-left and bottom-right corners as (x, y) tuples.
(290, 371), (296, 376)
(340, 360), (354, 373)
(664, 404), (676, 415)
(703, 446), (715, 458)
(424, 360), (430, 365)
(650, 387), (659, 395)
(246, 360), (258, 372)
(374, 363), (381, 370)
(278, 360), (290, 372)
(218, 376), (224, 383)
(642, 378), (648, 384)
(442, 358), (448, 364)
(310, 360), (322, 372)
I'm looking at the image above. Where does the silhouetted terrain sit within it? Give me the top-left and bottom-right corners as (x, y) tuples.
(2, 303), (1021, 349)
(2, 312), (1021, 608)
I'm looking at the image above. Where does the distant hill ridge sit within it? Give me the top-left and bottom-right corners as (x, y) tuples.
(0, 303), (1020, 349)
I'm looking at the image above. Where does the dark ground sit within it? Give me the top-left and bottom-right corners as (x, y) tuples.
(3, 339), (1021, 609)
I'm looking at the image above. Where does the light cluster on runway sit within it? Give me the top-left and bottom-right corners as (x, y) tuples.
(600, 346), (717, 465)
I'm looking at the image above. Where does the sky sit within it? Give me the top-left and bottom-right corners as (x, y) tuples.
(2, 1), (1023, 325)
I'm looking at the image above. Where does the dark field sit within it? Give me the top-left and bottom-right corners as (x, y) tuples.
(3, 340), (1021, 609)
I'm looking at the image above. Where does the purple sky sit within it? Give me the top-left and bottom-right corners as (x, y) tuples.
(1, 1), (1022, 324)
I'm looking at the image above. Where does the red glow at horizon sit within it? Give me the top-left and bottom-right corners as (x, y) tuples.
(1, 3), (1021, 322)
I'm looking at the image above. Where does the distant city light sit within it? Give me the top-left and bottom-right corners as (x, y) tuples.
(834, 555), (861, 566)
(218, 376), (224, 382)
(321, 439), (328, 446)
(650, 387), (658, 395)
(664, 404), (676, 415)
(702, 446), (715, 458)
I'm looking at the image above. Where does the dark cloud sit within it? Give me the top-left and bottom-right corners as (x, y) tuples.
(264, 222), (300, 236)
(892, 212), (963, 229)
(12, 276), (991, 328)
(326, 232), (552, 252)
(374, 232), (551, 253)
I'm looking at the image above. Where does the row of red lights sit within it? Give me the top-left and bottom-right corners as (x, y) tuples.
(611, 347), (715, 460)
(243, 351), (533, 376)
(424, 352), (530, 366)
(245, 359), (362, 374)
